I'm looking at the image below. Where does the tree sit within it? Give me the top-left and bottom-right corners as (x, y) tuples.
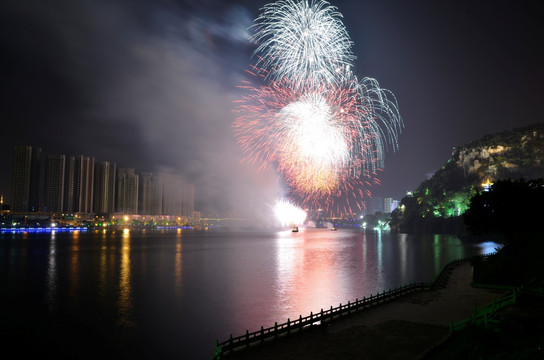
(463, 178), (544, 247)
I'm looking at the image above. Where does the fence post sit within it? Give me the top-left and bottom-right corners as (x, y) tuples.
(348, 300), (351, 314)
(310, 311), (313, 323)
(260, 326), (264, 343)
(274, 322), (278, 339)
(339, 303), (342, 318)
(287, 318), (290, 335)
(330, 305), (333, 323)
(299, 315), (303, 331)
(245, 330), (249, 348)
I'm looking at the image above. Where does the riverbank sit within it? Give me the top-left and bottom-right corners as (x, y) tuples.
(221, 262), (510, 359)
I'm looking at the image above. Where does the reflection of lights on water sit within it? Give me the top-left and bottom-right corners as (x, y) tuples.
(274, 199), (307, 226)
(118, 229), (134, 327)
(479, 241), (501, 254)
(46, 234), (57, 313)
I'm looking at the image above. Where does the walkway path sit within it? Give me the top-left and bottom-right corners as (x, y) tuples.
(222, 262), (510, 360)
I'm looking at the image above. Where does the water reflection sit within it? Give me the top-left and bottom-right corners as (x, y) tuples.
(70, 231), (80, 299)
(275, 229), (365, 320)
(118, 229), (133, 328)
(398, 233), (408, 284)
(433, 234), (441, 274)
(1, 229), (505, 360)
(275, 231), (304, 317)
(479, 241), (500, 254)
(46, 231), (57, 314)
(273, 229), (502, 323)
(376, 230), (383, 280)
(175, 229), (183, 298)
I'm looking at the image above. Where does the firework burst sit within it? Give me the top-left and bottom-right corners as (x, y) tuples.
(252, 0), (355, 88)
(235, 0), (403, 216)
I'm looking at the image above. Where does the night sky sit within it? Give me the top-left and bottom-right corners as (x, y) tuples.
(1, 0), (542, 217)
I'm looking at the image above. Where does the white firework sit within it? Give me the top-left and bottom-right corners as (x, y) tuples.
(236, 0), (404, 215)
(252, 0), (355, 88)
(274, 199), (307, 226)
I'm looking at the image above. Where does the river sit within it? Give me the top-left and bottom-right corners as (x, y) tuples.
(0, 227), (500, 359)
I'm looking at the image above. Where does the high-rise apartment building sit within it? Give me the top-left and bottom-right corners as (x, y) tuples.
(138, 172), (153, 215)
(44, 154), (66, 213)
(63, 155), (76, 213)
(159, 173), (194, 218)
(162, 173), (183, 216)
(181, 183), (195, 219)
(73, 155), (95, 214)
(116, 168), (139, 214)
(94, 161), (116, 215)
(10, 146), (41, 212)
(8, 146), (195, 219)
(150, 174), (163, 215)
(364, 196), (384, 215)
(384, 197), (394, 213)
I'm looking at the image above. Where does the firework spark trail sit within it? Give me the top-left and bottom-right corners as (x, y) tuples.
(234, 77), (371, 189)
(234, 75), (389, 213)
(235, 0), (403, 216)
(252, 0), (355, 88)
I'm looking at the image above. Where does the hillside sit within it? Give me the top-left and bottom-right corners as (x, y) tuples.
(390, 123), (544, 234)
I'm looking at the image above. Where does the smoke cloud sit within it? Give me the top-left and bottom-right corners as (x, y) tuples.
(0, 0), (284, 221)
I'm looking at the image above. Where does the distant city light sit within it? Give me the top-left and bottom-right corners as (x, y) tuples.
(0, 226), (88, 233)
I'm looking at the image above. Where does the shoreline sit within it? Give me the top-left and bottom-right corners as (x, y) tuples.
(219, 262), (510, 359)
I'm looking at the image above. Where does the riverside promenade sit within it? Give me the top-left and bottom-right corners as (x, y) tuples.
(221, 262), (510, 360)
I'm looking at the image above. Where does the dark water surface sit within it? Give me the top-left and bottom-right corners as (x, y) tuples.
(0, 228), (500, 359)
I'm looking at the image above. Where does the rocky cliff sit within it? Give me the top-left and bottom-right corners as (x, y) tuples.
(390, 123), (544, 234)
